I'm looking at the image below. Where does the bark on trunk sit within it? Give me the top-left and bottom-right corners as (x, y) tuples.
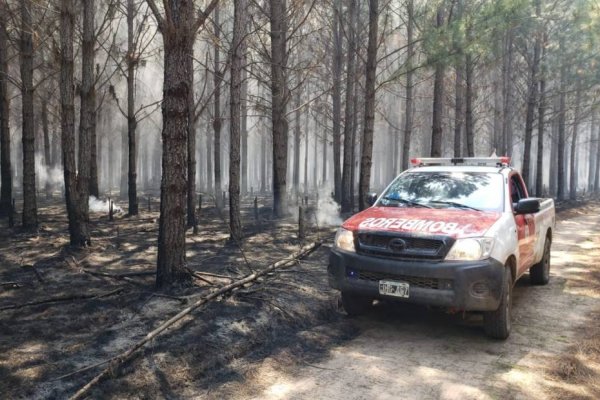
(341, 0), (357, 212)
(556, 41), (567, 201)
(20, 0), (38, 228)
(155, 6), (196, 288)
(60, 0), (90, 246)
(213, 6), (222, 207)
(430, 6), (445, 158)
(0, 12), (11, 217)
(521, 12), (541, 190)
(464, 52), (475, 157)
(127, 0), (139, 214)
(595, 114), (600, 193)
(535, 74), (546, 197)
(501, 30), (514, 156)
(78, 0), (95, 224)
(358, 0), (379, 211)
(292, 89), (301, 194)
(331, 0), (343, 201)
(241, 52), (248, 194)
(269, 0), (289, 218)
(569, 81), (582, 200)
(229, 0), (245, 241)
(401, 0), (414, 171)
(42, 95), (51, 198)
(453, 66), (463, 158)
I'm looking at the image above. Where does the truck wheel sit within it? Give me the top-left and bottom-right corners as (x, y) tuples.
(341, 292), (372, 316)
(530, 237), (551, 285)
(483, 267), (512, 340)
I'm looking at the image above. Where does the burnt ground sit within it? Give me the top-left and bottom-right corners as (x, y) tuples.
(1, 195), (600, 399)
(0, 194), (356, 399)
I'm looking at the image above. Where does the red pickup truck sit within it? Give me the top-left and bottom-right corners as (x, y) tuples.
(329, 157), (555, 339)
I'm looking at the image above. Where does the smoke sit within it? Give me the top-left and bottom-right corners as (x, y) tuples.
(35, 154), (64, 191)
(89, 196), (122, 213)
(315, 184), (342, 226)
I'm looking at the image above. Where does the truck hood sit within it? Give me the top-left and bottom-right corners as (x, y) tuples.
(341, 207), (501, 238)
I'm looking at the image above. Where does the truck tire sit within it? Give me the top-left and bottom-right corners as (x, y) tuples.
(530, 237), (550, 285)
(341, 291), (372, 316)
(483, 267), (512, 340)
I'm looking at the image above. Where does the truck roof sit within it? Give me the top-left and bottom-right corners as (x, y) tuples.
(406, 165), (511, 174)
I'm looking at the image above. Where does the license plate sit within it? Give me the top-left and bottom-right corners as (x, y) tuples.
(379, 280), (410, 298)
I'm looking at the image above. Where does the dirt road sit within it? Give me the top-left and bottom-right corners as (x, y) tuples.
(229, 204), (600, 400)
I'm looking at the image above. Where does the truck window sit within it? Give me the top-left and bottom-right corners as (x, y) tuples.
(377, 171), (504, 212)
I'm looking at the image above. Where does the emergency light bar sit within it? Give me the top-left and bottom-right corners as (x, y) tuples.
(410, 157), (511, 167)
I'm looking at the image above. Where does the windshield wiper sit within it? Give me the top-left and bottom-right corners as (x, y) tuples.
(427, 200), (482, 211)
(381, 196), (433, 208)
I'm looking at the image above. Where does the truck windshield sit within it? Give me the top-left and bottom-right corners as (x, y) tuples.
(377, 171), (504, 212)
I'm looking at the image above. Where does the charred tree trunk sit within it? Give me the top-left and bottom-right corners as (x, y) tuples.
(522, 12), (541, 190)
(186, 55), (196, 229)
(292, 89), (301, 194)
(240, 52), (248, 194)
(569, 81), (582, 200)
(0, 11), (11, 217)
(430, 6), (445, 158)
(331, 0), (343, 201)
(501, 30), (514, 156)
(20, 0), (38, 228)
(153, 1), (199, 288)
(401, 0), (414, 171)
(78, 0), (95, 227)
(127, 0), (139, 215)
(535, 78), (546, 197)
(556, 43), (567, 201)
(358, 0), (379, 211)
(60, 0), (90, 246)
(341, 0), (357, 212)
(213, 6), (223, 207)
(228, 0), (245, 241)
(269, 0), (289, 218)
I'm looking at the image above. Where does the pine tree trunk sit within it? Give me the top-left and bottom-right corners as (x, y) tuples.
(240, 52), (248, 194)
(269, 0), (289, 218)
(401, 0), (414, 171)
(206, 119), (213, 193)
(535, 71), (546, 197)
(293, 90), (301, 194)
(569, 81), (582, 200)
(60, 0), (90, 246)
(556, 43), (567, 200)
(501, 30), (514, 156)
(331, 0), (343, 201)
(358, 0), (379, 211)
(430, 6), (445, 158)
(454, 66), (463, 157)
(127, 0), (139, 214)
(155, 8), (195, 288)
(0, 11), (11, 217)
(186, 52), (196, 229)
(229, 0), (245, 241)
(20, 0), (38, 228)
(595, 116), (600, 193)
(588, 109), (596, 192)
(341, 0), (357, 212)
(522, 15), (541, 190)
(464, 53), (475, 157)
(213, 6), (222, 207)
(78, 0), (95, 226)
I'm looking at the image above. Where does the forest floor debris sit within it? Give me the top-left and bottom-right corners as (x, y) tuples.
(0, 194), (347, 399)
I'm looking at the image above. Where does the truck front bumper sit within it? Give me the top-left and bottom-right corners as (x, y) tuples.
(328, 249), (505, 311)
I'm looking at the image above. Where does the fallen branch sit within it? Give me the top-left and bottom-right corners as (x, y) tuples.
(186, 268), (215, 286)
(0, 287), (126, 311)
(80, 268), (146, 287)
(68, 241), (321, 400)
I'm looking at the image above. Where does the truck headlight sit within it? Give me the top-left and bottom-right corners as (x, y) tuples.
(445, 238), (494, 261)
(334, 228), (355, 252)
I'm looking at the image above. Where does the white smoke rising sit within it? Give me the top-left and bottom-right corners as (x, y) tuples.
(315, 184), (342, 226)
(89, 196), (122, 213)
(35, 154), (64, 191)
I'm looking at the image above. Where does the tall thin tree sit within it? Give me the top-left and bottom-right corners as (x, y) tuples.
(0, 8), (11, 217)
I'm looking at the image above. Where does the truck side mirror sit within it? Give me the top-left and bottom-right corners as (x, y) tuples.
(367, 193), (378, 206)
(514, 198), (540, 215)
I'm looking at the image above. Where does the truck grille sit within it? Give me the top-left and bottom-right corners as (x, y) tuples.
(348, 268), (451, 290)
(356, 232), (453, 261)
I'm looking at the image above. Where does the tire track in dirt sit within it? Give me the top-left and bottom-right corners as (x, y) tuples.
(230, 204), (600, 400)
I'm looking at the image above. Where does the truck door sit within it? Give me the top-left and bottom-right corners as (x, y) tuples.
(510, 174), (536, 276)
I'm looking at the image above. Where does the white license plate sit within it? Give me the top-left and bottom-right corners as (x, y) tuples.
(379, 280), (410, 298)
